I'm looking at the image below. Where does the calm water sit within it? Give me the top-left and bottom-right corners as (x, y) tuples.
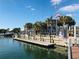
(0, 37), (67, 59)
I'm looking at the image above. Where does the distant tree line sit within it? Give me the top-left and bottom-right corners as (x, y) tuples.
(11, 28), (21, 34)
(24, 16), (76, 35)
(0, 28), (9, 34)
(0, 28), (21, 34)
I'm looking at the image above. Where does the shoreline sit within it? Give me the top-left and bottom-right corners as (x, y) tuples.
(14, 35), (68, 48)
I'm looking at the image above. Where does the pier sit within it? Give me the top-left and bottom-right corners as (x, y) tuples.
(14, 38), (55, 48)
(71, 46), (79, 59)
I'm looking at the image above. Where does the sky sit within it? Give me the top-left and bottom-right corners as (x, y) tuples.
(0, 0), (79, 29)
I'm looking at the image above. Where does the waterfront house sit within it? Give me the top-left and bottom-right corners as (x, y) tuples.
(46, 19), (58, 35)
(69, 26), (79, 37)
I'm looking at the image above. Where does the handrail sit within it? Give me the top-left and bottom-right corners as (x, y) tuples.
(68, 39), (72, 59)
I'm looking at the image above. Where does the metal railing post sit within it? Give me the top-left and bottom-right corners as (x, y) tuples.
(68, 38), (72, 59)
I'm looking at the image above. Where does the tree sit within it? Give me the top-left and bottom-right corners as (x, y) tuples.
(68, 19), (76, 26)
(40, 22), (47, 34)
(45, 16), (53, 27)
(24, 23), (33, 30)
(45, 17), (53, 34)
(45, 16), (54, 43)
(11, 28), (21, 34)
(58, 16), (75, 26)
(0, 29), (7, 34)
(58, 16), (76, 37)
(33, 21), (42, 35)
(57, 20), (63, 26)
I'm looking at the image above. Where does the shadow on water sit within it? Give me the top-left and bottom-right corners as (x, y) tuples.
(22, 43), (68, 59)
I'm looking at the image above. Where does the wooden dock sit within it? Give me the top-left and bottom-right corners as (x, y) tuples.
(14, 38), (55, 48)
(71, 46), (79, 59)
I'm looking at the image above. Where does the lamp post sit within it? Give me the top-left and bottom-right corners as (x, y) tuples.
(49, 23), (52, 43)
(55, 15), (60, 36)
(56, 18), (57, 36)
(55, 3), (59, 36)
(74, 25), (77, 45)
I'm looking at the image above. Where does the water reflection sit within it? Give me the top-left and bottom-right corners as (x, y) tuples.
(23, 43), (67, 59)
(0, 38), (67, 59)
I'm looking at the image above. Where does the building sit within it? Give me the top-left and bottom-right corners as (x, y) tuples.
(69, 26), (79, 37)
(47, 19), (57, 35)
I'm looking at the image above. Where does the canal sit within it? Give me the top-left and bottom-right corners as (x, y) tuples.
(0, 37), (67, 59)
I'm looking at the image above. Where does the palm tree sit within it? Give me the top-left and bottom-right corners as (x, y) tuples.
(58, 16), (76, 37)
(24, 23), (33, 39)
(45, 17), (53, 26)
(24, 23), (33, 30)
(68, 19), (76, 36)
(57, 20), (63, 35)
(33, 21), (42, 35)
(68, 19), (76, 26)
(33, 21), (43, 41)
(41, 22), (47, 34)
(58, 16), (70, 25)
(45, 16), (55, 43)
(45, 17), (53, 34)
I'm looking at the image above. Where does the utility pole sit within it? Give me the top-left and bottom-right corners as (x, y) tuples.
(74, 25), (76, 44)
(50, 24), (52, 43)
(55, 3), (58, 36)
(55, 4), (57, 36)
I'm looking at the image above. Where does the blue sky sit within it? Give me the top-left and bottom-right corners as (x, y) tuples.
(0, 0), (79, 29)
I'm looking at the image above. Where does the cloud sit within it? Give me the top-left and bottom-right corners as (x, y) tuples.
(66, 14), (73, 17)
(27, 5), (32, 8)
(31, 8), (36, 11)
(50, 0), (62, 5)
(59, 4), (79, 12)
(55, 13), (61, 17)
(26, 5), (36, 11)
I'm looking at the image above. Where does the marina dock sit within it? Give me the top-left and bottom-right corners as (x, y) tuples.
(14, 38), (55, 48)
(71, 46), (79, 59)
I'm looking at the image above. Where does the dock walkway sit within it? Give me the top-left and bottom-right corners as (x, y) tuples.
(14, 38), (55, 48)
(72, 46), (79, 59)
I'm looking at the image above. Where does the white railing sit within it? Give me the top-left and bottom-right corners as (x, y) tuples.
(68, 39), (72, 59)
